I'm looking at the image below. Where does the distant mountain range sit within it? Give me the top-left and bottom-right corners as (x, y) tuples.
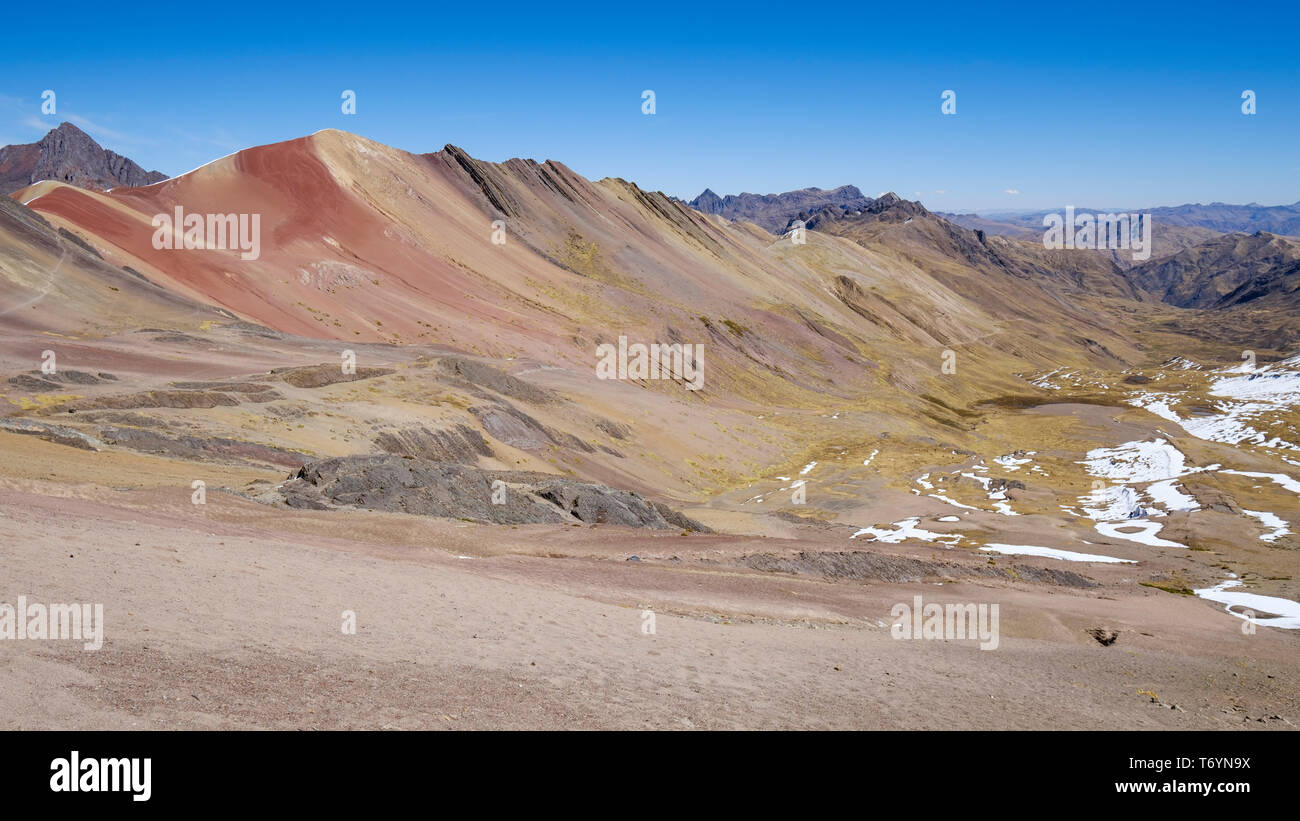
(0, 122), (167, 196)
(679, 178), (1300, 244)
(680, 182), (1300, 325)
(941, 202), (1300, 240)
(683, 184), (872, 233)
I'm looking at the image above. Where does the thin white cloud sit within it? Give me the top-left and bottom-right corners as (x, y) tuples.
(1004, 188), (1021, 195)
(170, 127), (242, 152)
(0, 95), (54, 142)
(6, 98), (145, 148)
(64, 113), (141, 145)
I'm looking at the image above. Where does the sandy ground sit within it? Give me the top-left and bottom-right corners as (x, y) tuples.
(1, 435), (1295, 730)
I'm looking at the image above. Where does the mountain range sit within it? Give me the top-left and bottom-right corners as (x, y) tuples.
(686, 181), (1300, 320)
(2, 125), (1298, 729)
(683, 184), (873, 233)
(941, 202), (1300, 241)
(1127, 230), (1300, 309)
(0, 122), (167, 196)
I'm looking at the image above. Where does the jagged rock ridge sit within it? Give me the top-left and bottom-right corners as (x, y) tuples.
(0, 122), (167, 195)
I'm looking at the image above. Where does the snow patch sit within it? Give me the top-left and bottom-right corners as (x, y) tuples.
(1144, 479), (1200, 513)
(1219, 470), (1300, 496)
(1079, 438), (1191, 483)
(981, 544), (1135, 563)
(1242, 510), (1290, 542)
(1194, 581), (1300, 629)
(851, 517), (962, 545)
(1095, 519), (1186, 548)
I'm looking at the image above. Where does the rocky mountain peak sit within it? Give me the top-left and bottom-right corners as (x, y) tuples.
(0, 122), (167, 195)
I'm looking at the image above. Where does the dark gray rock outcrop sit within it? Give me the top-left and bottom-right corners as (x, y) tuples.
(1, 122), (167, 195)
(273, 455), (710, 530)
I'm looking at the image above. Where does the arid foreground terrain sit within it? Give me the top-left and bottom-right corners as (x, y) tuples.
(0, 126), (1295, 729)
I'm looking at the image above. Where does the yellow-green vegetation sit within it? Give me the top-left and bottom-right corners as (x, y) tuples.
(1140, 578), (1195, 596)
(10, 393), (82, 410)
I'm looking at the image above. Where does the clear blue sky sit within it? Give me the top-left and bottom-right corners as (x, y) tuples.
(3, 0), (1297, 212)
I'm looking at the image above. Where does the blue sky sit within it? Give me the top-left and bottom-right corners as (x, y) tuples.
(3, 0), (1297, 212)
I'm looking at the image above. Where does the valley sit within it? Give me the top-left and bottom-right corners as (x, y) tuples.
(0, 125), (1295, 729)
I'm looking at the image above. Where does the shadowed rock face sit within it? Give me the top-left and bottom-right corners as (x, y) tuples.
(1, 123), (167, 195)
(1125, 231), (1300, 309)
(275, 455), (710, 531)
(97, 427), (308, 468)
(801, 192), (930, 230)
(373, 425), (494, 464)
